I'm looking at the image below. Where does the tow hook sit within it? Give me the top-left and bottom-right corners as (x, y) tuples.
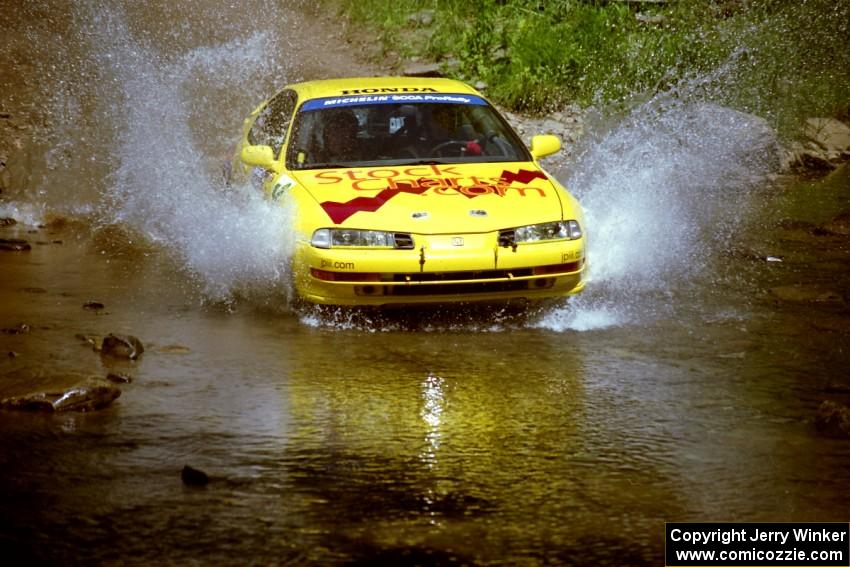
(419, 246), (426, 272)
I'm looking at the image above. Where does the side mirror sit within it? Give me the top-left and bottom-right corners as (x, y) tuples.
(240, 145), (279, 171)
(530, 135), (561, 159)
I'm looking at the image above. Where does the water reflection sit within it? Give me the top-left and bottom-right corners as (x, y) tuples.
(275, 326), (681, 562)
(2, 213), (850, 564)
(420, 373), (444, 470)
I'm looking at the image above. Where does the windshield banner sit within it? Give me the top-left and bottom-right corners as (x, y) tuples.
(300, 93), (487, 112)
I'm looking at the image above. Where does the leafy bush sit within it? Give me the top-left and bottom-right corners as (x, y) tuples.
(329, 0), (850, 134)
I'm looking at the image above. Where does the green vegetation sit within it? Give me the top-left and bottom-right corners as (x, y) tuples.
(332, 0), (849, 136)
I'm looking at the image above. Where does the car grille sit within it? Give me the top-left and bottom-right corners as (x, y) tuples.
(388, 267), (534, 282)
(388, 280), (531, 296)
(346, 261), (583, 297)
(312, 259), (583, 300)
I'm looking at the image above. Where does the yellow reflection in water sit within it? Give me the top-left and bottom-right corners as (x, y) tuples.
(419, 373), (445, 468)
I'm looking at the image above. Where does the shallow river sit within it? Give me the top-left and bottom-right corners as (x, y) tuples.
(1, 167), (849, 565)
(1, 1), (850, 565)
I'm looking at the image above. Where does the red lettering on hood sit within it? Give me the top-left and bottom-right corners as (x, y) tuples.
(317, 169), (549, 224)
(500, 169), (547, 184)
(320, 182), (428, 224)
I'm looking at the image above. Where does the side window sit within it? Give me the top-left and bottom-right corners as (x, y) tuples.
(248, 89), (297, 156)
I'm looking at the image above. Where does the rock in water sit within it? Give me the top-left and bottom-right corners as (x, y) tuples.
(0, 238), (31, 251)
(0, 380), (121, 412)
(181, 465), (209, 486)
(106, 372), (133, 384)
(0, 394), (55, 412)
(22, 287), (46, 294)
(157, 345), (191, 354)
(101, 334), (145, 359)
(1, 323), (30, 335)
(815, 401), (850, 438)
(51, 383), (121, 412)
(75, 333), (103, 352)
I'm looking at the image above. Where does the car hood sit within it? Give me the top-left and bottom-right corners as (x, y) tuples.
(289, 162), (565, 233)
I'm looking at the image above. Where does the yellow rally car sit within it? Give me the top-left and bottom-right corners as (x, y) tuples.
(235, 77), (586, 306)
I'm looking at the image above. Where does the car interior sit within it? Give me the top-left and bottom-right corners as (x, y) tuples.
(286, 102), (526, 168)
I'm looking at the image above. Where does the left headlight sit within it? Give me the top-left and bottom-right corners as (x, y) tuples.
(507, 220), (582, 244)
(311, 228), (414, 249)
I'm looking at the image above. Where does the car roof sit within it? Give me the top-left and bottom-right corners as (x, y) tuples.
(286, 77), (482, 101)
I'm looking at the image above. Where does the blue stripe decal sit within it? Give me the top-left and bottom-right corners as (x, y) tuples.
(300, 93), (487, 112)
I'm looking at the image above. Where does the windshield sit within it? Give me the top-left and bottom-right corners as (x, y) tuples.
(286, 94), (530, 169)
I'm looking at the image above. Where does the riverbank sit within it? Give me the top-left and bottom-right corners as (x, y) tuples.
(325, 0), (850, 174)
(328, 1), (850, 123)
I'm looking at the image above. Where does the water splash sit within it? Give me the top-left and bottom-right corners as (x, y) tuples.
(540, 64), (783, 331)
(70, 1), (294, 301)
(298, 304), (528, 332)
(0, 202), (49, 227)
(574, 102), (779, 286)
(532, 301), (623, 332)
(535, 0), (850, 332)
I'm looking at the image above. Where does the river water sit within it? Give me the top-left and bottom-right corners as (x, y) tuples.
(1, 1), (849, 565)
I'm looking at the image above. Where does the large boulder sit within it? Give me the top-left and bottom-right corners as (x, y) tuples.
(783, 141), (836, 172)
(679, 102), (784, 173)
(781, 117), (850, 172)
(804, 118), (850, 155)
(785, 117), (850, 172)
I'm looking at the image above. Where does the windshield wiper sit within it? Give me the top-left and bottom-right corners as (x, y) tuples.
(399, 159), (452, 165)
(297, 159), (455, 170)
(299, 163), (352, 169)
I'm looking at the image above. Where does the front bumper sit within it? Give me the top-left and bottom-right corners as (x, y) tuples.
(293, 233), (586, 306)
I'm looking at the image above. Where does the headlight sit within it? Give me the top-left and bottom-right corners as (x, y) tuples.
(508, 220), (582, 244)
(311, 229), (414, 249)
